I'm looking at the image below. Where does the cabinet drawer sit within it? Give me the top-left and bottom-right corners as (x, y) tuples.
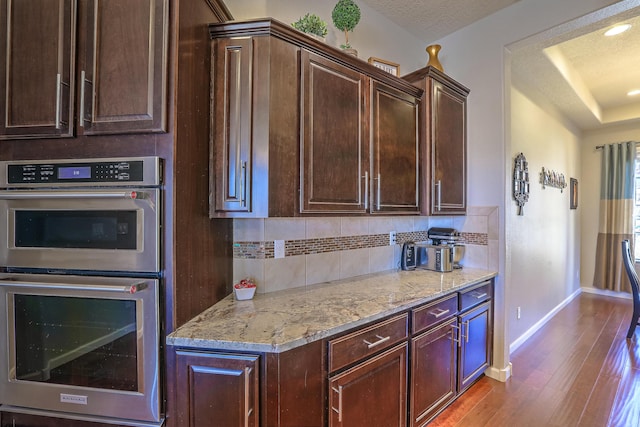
(329, 313), (408, 373)
(412, 293), (458, 334)
(459, 281), (492, 312)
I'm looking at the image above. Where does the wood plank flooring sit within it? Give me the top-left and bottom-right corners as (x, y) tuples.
(431, 293), (640, 427)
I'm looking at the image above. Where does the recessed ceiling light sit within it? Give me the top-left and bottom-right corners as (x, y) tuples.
(628, 89), (640, 96)
(604, 24), (631, 36)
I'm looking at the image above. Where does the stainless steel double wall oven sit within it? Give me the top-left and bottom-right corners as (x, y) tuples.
(0, 157), (163, 426)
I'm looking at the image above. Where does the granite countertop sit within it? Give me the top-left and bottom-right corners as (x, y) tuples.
(167, 267), (497, 353)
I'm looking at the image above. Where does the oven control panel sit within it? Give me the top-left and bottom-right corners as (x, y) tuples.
(0, 157), (161, 187)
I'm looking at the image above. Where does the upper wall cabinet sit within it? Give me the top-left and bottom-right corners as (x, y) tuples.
(209, 19), (422, 218)
(404, 67), (469, 216)
(0, 0), (167, 140)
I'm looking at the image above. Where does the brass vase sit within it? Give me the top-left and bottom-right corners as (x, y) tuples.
(426, 44), (443, 72)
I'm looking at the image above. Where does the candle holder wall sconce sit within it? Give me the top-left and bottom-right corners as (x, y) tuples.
(513, 153), (529, 216)
(540, 167), (567, 192)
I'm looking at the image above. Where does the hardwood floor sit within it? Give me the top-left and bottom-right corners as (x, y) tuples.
(431, 292), (640, 427)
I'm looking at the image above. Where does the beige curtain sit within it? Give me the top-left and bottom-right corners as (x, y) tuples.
(593, 141), (637, 292)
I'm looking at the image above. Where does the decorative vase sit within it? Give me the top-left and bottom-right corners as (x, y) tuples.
(426, 44), (443, 72)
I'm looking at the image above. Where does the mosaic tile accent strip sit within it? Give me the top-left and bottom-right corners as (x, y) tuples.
(460, 232), (488, 245)
(234, 230), (488, 259)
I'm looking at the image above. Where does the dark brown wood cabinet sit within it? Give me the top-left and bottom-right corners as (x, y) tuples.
(409, 281), (493, 426)
(300, 50), (369, 214)
(169, 281), (493, 427)
(458, 300), (492, 392)
(411, 318), (458, 426)
(174, 351), (259, 427)
(209, 19), (422, 218)
(404, 66), (469, 215)
(329, 343), (408, 427)
(371, 81), (420, 214)
(0, 0), (167, 140)
(0, 1), (235, 426)
(328, 313), (408, 427)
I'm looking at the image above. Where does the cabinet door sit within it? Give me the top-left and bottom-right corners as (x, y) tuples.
(411, 318), (458, 427)
(458, 301), (492, 392)
(329, 343), (407, 427)
(431, 80), (467, 215)
(371, 82), (419, 214)
(175, 350), (259, 427)
(0, 0), (75, 139)
(77, 0), (167, 135)
(210, 37), (253, 214)
(301, 50), (369, 214)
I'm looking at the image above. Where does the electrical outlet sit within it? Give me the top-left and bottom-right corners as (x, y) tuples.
(274, 240), (285, 259)
(517, 306), (521, 319)
(389, 231), (397, 245)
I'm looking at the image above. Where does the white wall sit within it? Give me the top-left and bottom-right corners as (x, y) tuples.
(433, 0), (621, 374)
(581, 123), (640, 291)
(509, 87), (581, 343)
(227, 0), (427, 74)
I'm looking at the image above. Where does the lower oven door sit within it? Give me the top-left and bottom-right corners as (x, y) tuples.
(0, 274), (160, 424)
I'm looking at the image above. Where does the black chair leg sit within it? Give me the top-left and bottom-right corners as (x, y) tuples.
(627, 312), (640, 339)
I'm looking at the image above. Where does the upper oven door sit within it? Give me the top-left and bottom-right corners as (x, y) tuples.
(0, 188), (160, 274)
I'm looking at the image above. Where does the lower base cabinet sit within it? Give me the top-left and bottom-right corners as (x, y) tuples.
(170, 280), (494, 427)
(329, 343), (408, 427)
(174, 351), (259, 427)
(411, 318), (458, 426)
(459, 301), (492, 392)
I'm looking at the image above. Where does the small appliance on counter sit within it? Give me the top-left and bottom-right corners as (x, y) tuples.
(401, 241), (453, 272)
(427, 227), (465, 269)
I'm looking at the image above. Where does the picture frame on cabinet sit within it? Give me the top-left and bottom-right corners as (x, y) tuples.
(368, 57), (400, 76)
(570, 178), (578, 209)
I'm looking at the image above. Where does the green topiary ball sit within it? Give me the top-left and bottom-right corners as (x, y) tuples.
(332, 0), (361, 33)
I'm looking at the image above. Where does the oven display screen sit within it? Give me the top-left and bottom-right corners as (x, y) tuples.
(58, 166), (91, 179)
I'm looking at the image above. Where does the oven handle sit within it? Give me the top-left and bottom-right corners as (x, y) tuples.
(0, 279), (148, 294)
(0, 190), (144, 200)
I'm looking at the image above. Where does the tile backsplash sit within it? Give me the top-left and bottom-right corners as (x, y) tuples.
(233, 206), (499, 293)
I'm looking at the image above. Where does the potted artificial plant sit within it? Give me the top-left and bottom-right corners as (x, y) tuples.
(292, 13), (328, 41)
(332, 0), (361, 56)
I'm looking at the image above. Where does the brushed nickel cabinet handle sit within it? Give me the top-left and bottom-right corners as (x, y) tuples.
(376, 173), (381, 210)
(450, 323), (460, 345)
(79, 70), (86, 128)
(241, 161), (247, 207)
(428, 308), (450, 318)
(363, 171), (369, 210)
(331, 385), (343, 422)
(435, 180), (442, 211)
(471, 292), (488, 299)
(363, 334), (391, 349)
(244, 366), (252, 427)
(55, 73), (61, 129)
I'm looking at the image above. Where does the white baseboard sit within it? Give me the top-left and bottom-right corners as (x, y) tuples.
(485, 362), (512, 382)
(509, 288), (582, 354)
(580, 286), (632, 300)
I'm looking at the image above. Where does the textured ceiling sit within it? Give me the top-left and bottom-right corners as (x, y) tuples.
(361, 0), (640, 131)
(359, 0), (520, 42)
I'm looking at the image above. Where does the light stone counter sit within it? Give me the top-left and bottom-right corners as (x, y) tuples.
(167, 267), (497, 353)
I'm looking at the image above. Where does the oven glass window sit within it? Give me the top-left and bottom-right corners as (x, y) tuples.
(14, 210), (137, 250)
(14, 294), (139, 391)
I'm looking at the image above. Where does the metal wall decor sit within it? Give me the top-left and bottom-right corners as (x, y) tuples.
(540, 167), (567, 192)
(513, 153), (530, 215)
